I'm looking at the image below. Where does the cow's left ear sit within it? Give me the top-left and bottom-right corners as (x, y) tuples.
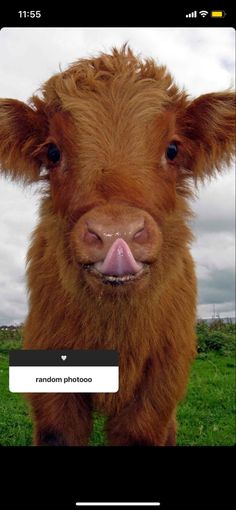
(179, 91), (235, 181)
(0, 98), (47, 183)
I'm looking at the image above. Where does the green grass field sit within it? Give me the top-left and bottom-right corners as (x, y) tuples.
(0, 322), (235, 446)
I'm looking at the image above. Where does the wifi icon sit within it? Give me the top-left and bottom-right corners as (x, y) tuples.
(199, 10), (208, 17)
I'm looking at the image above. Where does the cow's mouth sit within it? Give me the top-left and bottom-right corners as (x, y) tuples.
(81, 263), (148, 286)
(80, 237), (148, 286)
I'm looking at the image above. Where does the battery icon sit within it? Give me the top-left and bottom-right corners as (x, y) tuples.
(211, 10), (226, 18)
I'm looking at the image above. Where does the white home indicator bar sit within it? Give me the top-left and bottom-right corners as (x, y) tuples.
(75, 504), (160, 507)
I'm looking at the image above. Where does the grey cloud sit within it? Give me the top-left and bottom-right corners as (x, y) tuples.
(191, 169), (235, 236)
(198, 268), (235, 305)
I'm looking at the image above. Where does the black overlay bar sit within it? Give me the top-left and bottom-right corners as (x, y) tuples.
(10, 350), (119, 366)
(0, 5), (234, 29)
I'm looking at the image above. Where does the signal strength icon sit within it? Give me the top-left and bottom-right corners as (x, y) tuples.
(199, 10), (208, 17)
(186, 11), (197, 18)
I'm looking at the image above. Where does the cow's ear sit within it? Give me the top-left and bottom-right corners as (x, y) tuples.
(179, 91), (235, 181)
(0, 98), (47, 183)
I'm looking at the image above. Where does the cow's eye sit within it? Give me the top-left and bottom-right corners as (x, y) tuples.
(47, 143), (61, 164)
(166, 142), (178, 161)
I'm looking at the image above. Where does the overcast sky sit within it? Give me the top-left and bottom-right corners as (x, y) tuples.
(0, 28), (235, 324)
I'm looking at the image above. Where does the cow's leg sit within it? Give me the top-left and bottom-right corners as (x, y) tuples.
(27, 393), (92, 446)
(106, 399), (176, 446)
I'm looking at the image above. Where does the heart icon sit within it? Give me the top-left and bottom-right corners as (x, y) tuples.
(61, 355), (67, 361)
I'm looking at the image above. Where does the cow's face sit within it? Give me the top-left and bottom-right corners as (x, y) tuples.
(0, 49), (234, 296)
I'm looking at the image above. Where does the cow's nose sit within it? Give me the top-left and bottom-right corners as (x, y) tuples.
(84, 219), (147, 247)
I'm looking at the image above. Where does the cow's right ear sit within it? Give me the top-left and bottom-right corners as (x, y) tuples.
(0, 98), (47, 183)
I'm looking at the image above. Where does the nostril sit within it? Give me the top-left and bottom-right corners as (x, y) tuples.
(84, 229), (102, 245)
(133, 227), (148, 243)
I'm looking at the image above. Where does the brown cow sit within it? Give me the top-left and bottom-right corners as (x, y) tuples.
(0, 46), (234, 445)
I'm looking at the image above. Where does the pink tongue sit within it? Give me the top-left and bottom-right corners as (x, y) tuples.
(94, 238), (143, 276)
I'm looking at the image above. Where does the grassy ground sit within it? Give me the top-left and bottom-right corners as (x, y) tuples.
(0, 324), (235, 446)
(177, 352), (235, 445)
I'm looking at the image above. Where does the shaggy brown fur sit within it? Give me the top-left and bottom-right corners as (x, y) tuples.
(0, 46), (235, 446)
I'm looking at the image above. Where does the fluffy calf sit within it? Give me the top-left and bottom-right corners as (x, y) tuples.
(0, 47), (234, 445)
